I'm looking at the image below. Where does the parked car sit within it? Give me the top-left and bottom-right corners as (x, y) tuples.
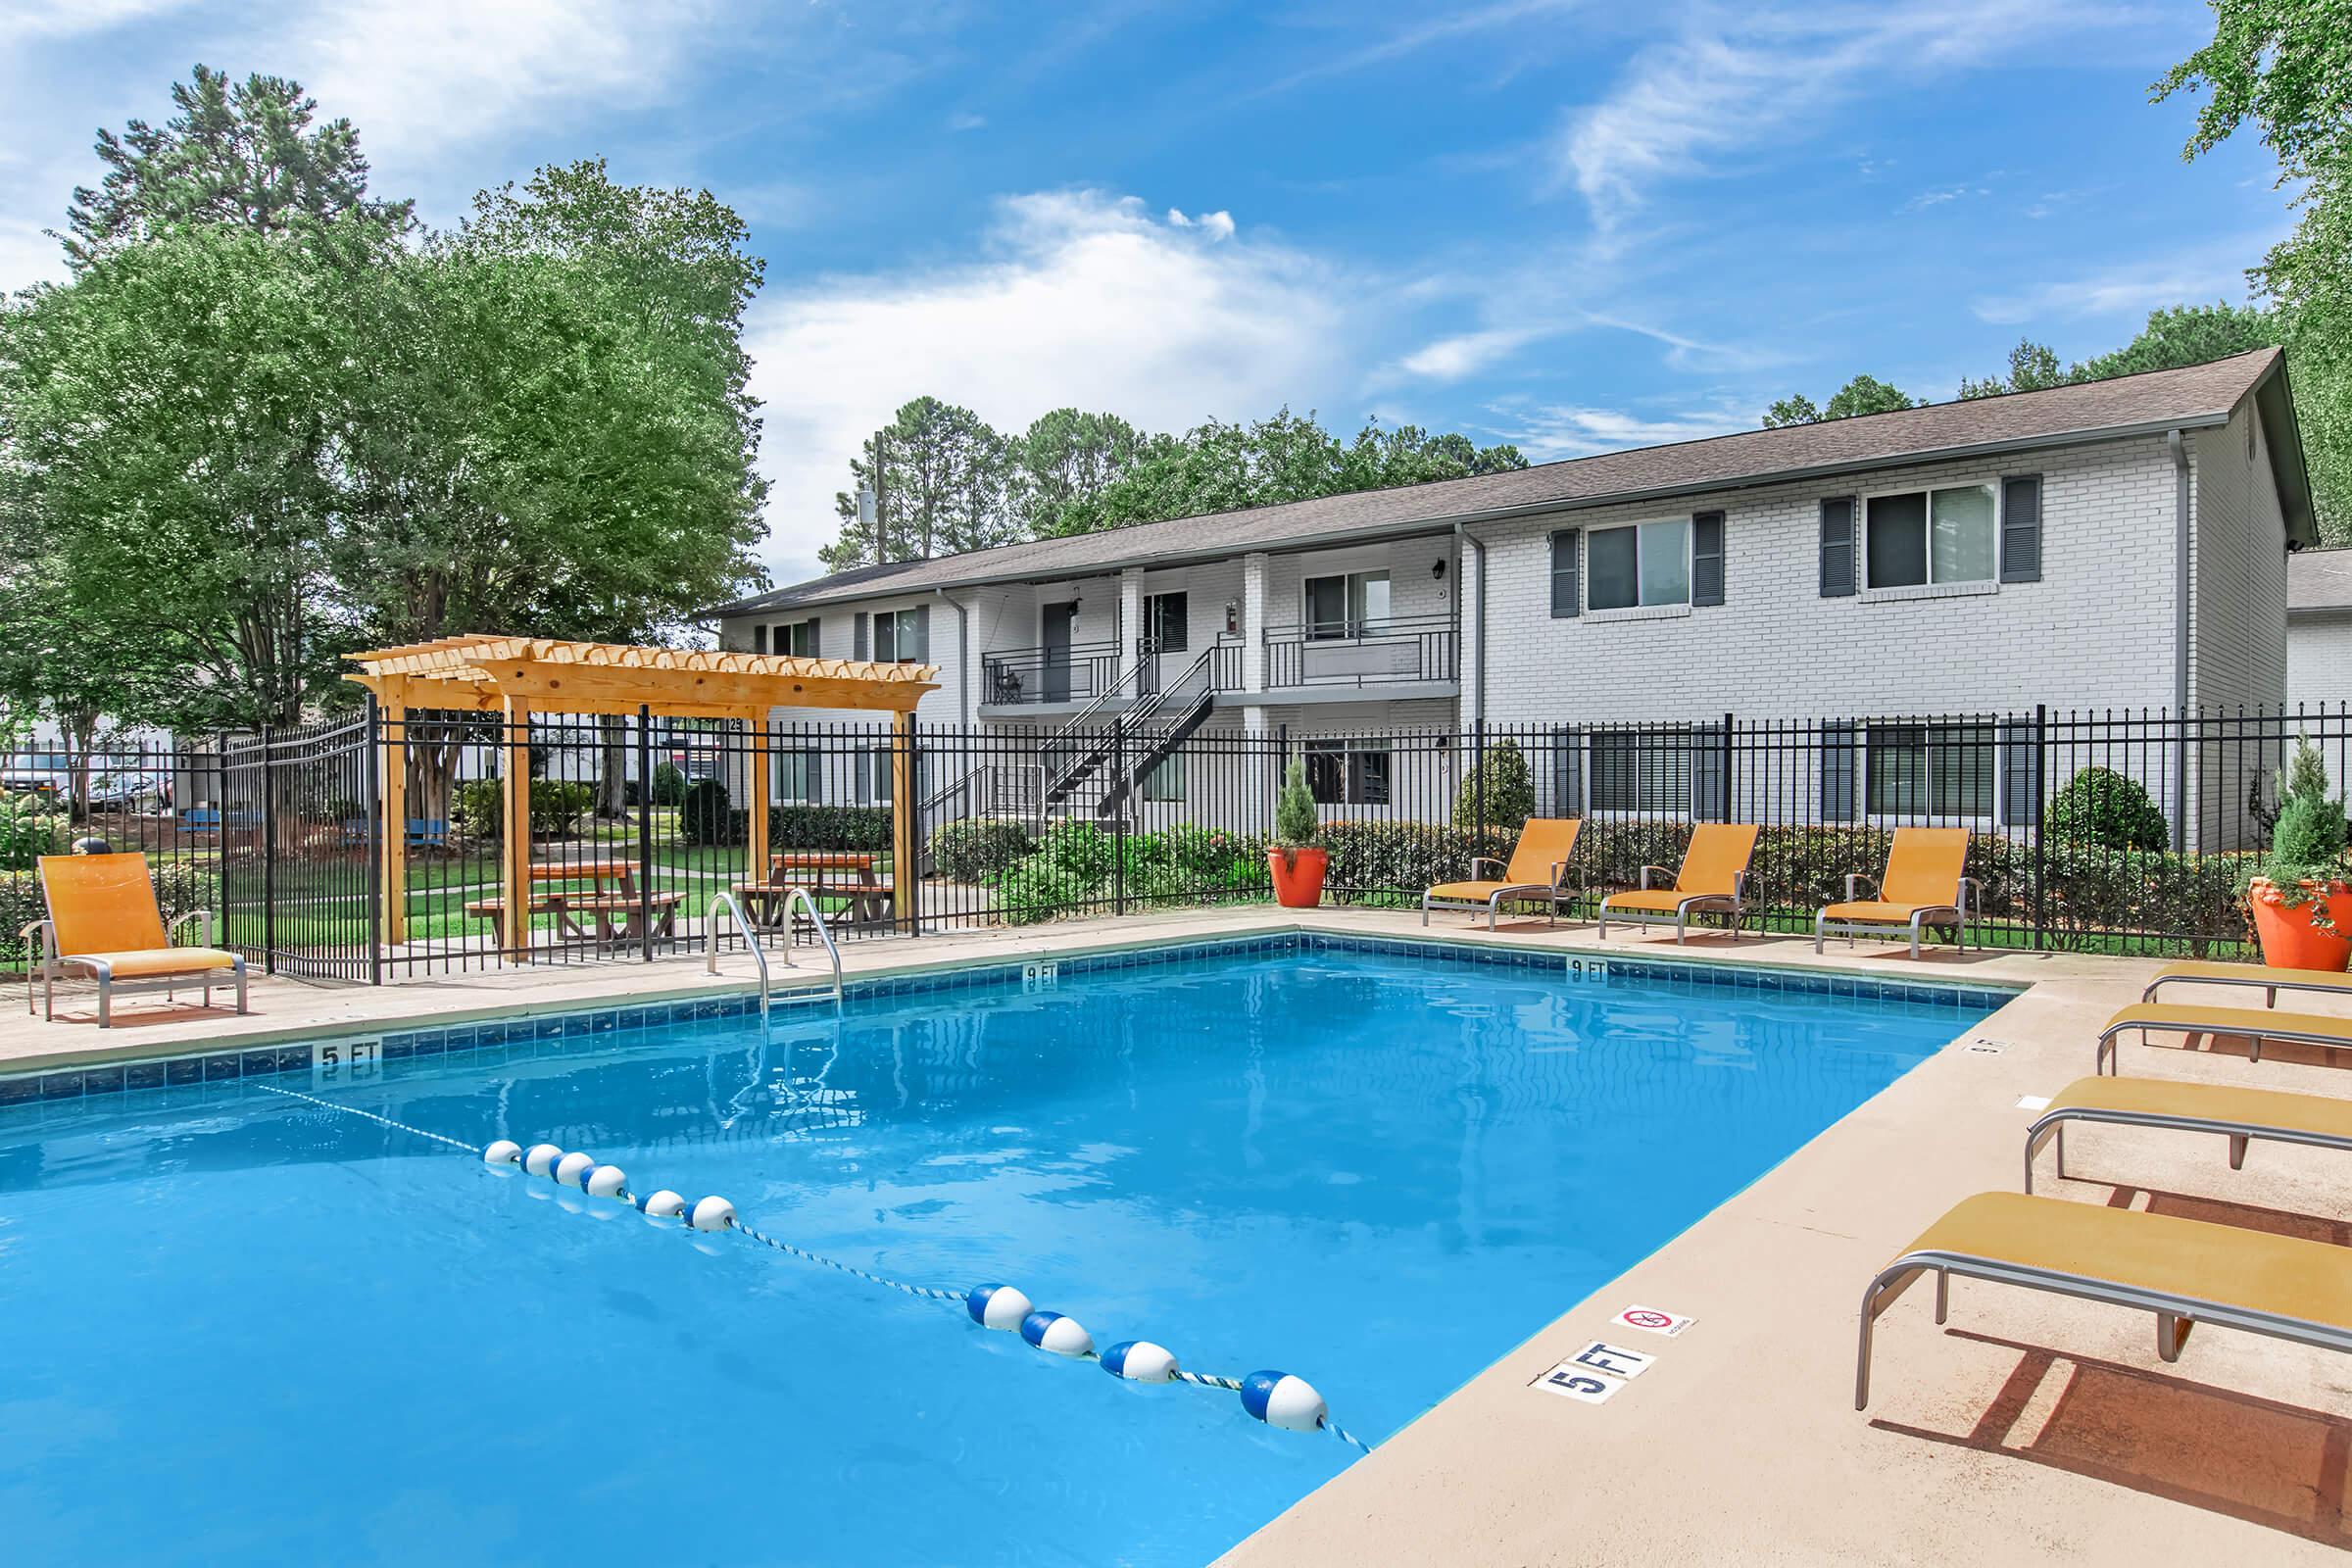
(0, 752), (73, 798)
(0, 756), (170, 810)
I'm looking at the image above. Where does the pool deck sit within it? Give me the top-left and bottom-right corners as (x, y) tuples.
(4, 910), (2348, 1560)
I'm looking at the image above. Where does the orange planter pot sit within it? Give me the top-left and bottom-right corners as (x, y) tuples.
(2247, 878), (2352, 972)
(1268, 847), (1328, 908)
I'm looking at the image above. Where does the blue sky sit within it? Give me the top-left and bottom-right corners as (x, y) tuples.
(0, 1), (2292, 583)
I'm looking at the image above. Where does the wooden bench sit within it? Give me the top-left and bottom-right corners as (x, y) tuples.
(732, 852), (896, 928)
(466, 860), (682, 949)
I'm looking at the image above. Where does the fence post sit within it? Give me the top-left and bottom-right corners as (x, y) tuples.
(2032, 704), (2047, 953)
(365, 697), (382, 985)
(636, 705), (656, 962)
(1112, 717), (1127, 917)
(1721, 711), (1735, 822)
(259, 724), (277, 976)
(1474, 718), (1488, 840)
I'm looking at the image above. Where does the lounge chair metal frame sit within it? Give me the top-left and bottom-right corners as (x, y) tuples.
(1855, 1231), (2352, 1410)
(1814, 874), (1982, 960)
(21, 909), (248, 1028)
(2094, 1003), (2352, 1075)
(1596, 865), (1749, 944)
(2024, 1089), (2352, 1194)
(1420, 855), (1582, 930)
(2140, 960), (2352, 1008)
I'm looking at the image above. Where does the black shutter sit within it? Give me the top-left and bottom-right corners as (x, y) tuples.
(753, 624), (769, 655)
(1690, 511), (1726, 606)
(1822, 720), (1857, 821)
(1693, 721), (1728, 818)
(1551, 726), (1584, 815)
(1550, 528), (1580, 617)
(2000, 474), (2042, 583)
(854, 612), (870, 661)
(2000, 716), (2038, 826)
(1819, 498), (1856, 597)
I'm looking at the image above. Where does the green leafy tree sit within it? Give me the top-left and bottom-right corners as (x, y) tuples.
(1958, 339), (2070, 399)
(1018, 408), (1148, 536)
(822, 396), (1020, 568)
(2073, 302), (2280, 379)
(1763, 375), (1916, 426)
(61, 64), (413, 270)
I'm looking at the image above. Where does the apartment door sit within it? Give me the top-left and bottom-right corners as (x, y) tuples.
(1041, 602), (1078, 703)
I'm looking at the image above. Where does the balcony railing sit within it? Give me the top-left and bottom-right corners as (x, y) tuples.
(1262, 614), (1458, 689)
(980, 639), (1123, 707)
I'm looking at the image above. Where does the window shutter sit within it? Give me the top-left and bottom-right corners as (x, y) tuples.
(1819, 498), (1856, 597)
(2000, 716), (2038, 826)
(910, 604), (931, 662)
(1549, 528), (1580, 617)
(803, 617), (820, 657)
(854, 612), (869, 661)
(1551, 726), (1584, 815)
(753, 624), (769, 655)
(1822, 720), (1857, 821)
(1690, 511), (1726, 606)
(1693, 721), (1728, 818)
(1999, 474), (2042, 583)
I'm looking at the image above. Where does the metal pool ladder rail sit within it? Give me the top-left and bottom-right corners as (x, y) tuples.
(705, 889), (844, 1017)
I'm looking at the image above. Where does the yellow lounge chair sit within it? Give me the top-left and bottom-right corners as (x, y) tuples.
(2026, 1075), (2352, 1193)
(1815, 826), (1978, 959)
(2142, 957), (2352, 1008)
(1596, 822), (1760, 944)
(1422, 817), (1583, 929)
(2094, 1001), (2352, 1075)
(26, 853), (246, 1027)
(1855, 1191), (2352, 1409)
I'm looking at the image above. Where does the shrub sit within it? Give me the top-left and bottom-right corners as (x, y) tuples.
(679, 778), (731, 846)
(994, 856), (1101, 924)
(1452, 737), (1537, 831)
(451, 778), (502, 840)
(450, 778), (598, 839)
(1318, 819), (1515, 898)
(1274, 760), (1318, 848)
(928, 818), (1034, 882)
(650, 761), (688, 807)
(715, 805), (896, 852)
(0, 792), (61, 871)
(1037, 819), (1116, 881)
(2243, 739), (2351, 928)
(2044, 766), (2168, 852)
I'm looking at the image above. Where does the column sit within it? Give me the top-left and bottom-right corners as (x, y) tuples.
(502, 699), (533, 961)
(1242, 552), (1269, 694)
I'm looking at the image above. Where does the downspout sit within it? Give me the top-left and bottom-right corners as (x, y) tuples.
(2167, 428), (2190, 853)
(1453, 520), (1487, 729)
(933, 588), (972, 726)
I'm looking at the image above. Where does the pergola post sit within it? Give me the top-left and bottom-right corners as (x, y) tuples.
(503, 698), (532, 960)
(379, 685), (409, 946)
(891, 707), (918, 934)
(746, 709), (771, 882)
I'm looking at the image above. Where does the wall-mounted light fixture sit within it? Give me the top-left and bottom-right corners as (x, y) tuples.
(1432, 559), (1448, 581)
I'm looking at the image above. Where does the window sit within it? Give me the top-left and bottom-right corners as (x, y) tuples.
(1589, 730), (1694, 812)
(1144, 591), (1190, 653)
(1142, 752), (1185, 802)
(1304, 739), (1391, 805)
(873, 607), (927, 662)
(1585, 519), (1690, 611)
(1866, 723), (1994, 816)
(1865, 484), (1996, 588)
(752, 624), (768, 654)
(774, 618), (819, 657)
(1302, 571), (1390, 639)
(773, 750), (819, 805)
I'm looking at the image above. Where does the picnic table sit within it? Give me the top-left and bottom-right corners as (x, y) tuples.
(465, 859), (681, 950)
(731, 852), (896, 929)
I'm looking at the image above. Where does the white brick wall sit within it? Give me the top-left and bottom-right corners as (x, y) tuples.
(2288, 612), (2352, 708)
(2189, 401), (2291, 710)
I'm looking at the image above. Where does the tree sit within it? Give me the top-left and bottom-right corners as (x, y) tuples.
(61, 64), (412, 270)
(1763, 374), (1916, 426)
(2159, 0), (2352, 541)
(821, 396), (1018, 569)
(1017, 408), (1146, 536)
(2075, 302), (2280, 378)
(1958, 338), (2069, 399)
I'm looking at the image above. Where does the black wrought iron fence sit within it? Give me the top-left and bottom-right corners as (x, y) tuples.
(6, 702), (2349, 980)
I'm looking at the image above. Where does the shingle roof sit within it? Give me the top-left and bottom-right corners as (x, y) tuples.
(715, 348), (2304, 614)
(2289, 548), (2352, 612)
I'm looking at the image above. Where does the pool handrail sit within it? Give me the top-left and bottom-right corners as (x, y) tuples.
(704, 888), (843, 1015)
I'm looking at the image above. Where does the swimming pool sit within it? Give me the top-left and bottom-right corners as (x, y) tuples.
(0, 937), (2001, 1564)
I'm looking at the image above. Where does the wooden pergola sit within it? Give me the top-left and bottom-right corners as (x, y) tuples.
(345, 635), (939, 959)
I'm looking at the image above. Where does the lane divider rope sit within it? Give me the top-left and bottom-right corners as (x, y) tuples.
(254, 1082), (1373, 1453)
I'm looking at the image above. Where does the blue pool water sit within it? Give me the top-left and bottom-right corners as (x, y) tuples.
(0, 943), (1993, 1565)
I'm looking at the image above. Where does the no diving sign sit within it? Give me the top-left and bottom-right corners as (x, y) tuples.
(1611, 1303), (1695, 1338)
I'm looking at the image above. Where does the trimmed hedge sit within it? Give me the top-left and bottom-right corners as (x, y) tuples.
(928, 818), (1034, 882)
(716, 805), (896, 852)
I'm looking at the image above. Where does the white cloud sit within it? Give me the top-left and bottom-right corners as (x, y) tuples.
(745, 191), (1358, 578)
(1558, 3), (2132, 230)
(1900, 183), (1988, 212)
(1395, 327), (1544, 381)
(1243, 0), (1581, 101)
(1164, 208), (1235, 239)
(1972, 248), (2262, 324)
(1489, 399), (1753, 461)
(0, 0), (188, 39)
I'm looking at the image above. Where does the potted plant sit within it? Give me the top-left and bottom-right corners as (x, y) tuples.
(2241, 739), (2352, 971)
(1267, 759), (1327, 908)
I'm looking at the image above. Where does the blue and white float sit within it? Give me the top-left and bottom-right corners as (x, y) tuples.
(522, 1143), (564, 1178)
(482, 1140), (522, 1166)
(1101, 1340), (1179, 1383)
(585, 1164), (629, 1200)
(964, 1283), (1034, 1332)
(1240, 1370), (1327, 1433)
(636, 1189), (687, 1220)
(1020, 1309), (1095, 1358)
(688, 1195), (737, 1233)
(554, 1151), (598, 1189)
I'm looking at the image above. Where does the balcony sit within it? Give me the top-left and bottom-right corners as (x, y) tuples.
(1261, 614), (1458, 691)
(980, 640), (1123, 708)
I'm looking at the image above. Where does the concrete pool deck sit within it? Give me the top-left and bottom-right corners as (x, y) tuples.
(4, 910), (2348, 1560)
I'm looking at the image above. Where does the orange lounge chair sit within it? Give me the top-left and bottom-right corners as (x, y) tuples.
(1423, 817), (1583, 929)
(1815, 827), (1978, 959)
(1596, 822), (1760, 943)
(26, 853), (245, 1027)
